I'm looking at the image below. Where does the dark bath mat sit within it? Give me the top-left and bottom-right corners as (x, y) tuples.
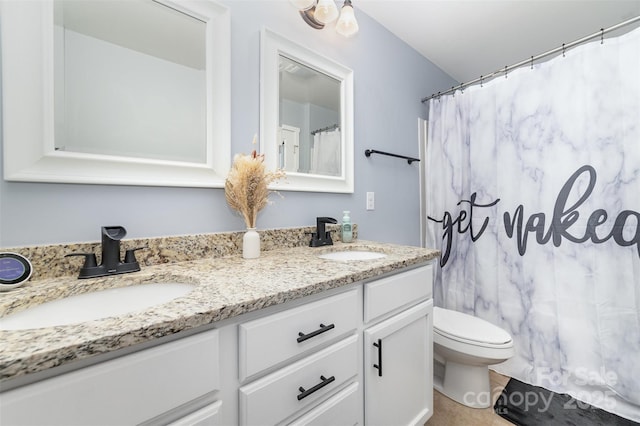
(494, 378), (639, 426)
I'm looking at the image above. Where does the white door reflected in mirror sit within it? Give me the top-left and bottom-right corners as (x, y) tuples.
(279, 125), (300, 172)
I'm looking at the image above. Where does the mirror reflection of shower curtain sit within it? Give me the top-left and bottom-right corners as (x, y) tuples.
(310, 129), (341, 176)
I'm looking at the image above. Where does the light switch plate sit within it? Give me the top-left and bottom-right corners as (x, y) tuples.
(366, 192), (375, 210)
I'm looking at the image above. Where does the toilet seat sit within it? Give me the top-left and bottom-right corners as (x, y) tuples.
(434, 307), (512, 348)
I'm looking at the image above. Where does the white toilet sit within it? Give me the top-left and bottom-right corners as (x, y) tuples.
(433, 307), (515, 408)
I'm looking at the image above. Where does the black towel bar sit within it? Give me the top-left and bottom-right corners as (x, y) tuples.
(364, 149), (420, 164)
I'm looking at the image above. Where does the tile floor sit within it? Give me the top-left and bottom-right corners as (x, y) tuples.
(426, 370), (514, 426)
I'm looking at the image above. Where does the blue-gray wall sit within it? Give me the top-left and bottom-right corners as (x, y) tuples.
(0, 1), (456, 247)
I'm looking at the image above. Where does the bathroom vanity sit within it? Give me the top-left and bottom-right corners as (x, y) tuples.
(0, 240), (438, 425)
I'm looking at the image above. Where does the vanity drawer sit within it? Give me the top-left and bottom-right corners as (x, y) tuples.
(239, 289), (358, 380)
(167, 400), (223, 426)
(364, 265), (432, 323)
(288, 382), (360, 426)
(239, 335), (358, 426)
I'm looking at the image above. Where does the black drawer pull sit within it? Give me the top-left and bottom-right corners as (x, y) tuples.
(297, 375), (335, 401)
(373, 339), (383, 377)
(297, 323), (335, 343)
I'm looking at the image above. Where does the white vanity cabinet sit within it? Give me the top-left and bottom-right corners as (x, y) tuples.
(0, 329), (221, 426)
(363, 265), (434, 426)
(0, 262), (434, 426)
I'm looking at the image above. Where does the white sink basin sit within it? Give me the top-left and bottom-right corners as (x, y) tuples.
(318, 250), (387, 261)
(0, 283), (195, 331)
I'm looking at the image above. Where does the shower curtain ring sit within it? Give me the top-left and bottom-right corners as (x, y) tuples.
(562, 43), (566, 57)
(480, 75), (483, 87)
(504, 66), (508, 78)
(601, 28), (604, 44)
(530, 56), (534, 69)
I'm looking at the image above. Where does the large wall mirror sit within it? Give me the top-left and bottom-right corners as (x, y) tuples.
(1, 0), (230, 187)
(260, 28), (354, 193)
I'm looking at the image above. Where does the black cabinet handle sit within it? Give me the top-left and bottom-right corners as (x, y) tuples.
(297, 375), (335, 401)
(297, 323), (335, 343)
(373, 339), (383, 377)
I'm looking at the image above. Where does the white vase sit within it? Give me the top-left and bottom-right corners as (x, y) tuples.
(242, 228), (260, 259)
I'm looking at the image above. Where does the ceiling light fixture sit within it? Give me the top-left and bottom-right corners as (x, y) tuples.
(335, 0), (359, 37)
(314, 0), (339, 24)
(291, 0), (359, 37)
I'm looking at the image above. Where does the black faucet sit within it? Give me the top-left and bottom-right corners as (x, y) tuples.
(66, 226), (144, 279)
(309, 217), (338, 247)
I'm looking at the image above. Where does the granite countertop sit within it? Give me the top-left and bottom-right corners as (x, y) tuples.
(0, 241), (439, 384)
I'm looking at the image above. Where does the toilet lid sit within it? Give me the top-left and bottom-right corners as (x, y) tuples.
(433, 307), (512, 345)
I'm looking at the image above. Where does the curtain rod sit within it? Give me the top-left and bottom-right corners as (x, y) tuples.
(310, 123), (340, 135)
(421, 15), (640, 103)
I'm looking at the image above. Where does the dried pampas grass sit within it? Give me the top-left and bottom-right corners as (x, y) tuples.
(225, 139), (285, 229)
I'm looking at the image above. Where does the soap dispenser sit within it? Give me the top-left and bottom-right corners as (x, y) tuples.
(341, 211), (352, 243)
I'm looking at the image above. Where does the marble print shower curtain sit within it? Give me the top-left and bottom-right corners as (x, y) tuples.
(426, 26), (640, 421)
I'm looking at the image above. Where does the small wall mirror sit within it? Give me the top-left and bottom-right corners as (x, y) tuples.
(260, 28), (354, 193)
(1, 0), (230, 187)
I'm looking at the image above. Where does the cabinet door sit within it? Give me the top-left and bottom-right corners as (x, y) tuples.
(364, 300), (433, 426)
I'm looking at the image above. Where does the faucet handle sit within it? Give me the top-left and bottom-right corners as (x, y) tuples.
(124, 246), (147, 264)
(65, 253), (98, 268)
(65, 253), (101, 279)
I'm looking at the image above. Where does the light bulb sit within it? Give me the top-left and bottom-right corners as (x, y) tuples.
(314, 0), (339, 24)
(290, 0), (316, 10)
(336, 1), (359, 37)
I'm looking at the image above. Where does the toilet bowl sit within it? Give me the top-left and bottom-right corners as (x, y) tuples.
(433, 307), (514, 409)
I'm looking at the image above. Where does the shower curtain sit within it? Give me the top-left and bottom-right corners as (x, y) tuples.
(310, 129), (341, 176)
(426, 26), (640, 421)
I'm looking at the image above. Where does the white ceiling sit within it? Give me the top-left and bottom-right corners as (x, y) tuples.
(356, 0), (640, 84)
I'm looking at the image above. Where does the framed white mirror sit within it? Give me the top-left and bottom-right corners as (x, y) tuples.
(260, 28), (354, 193)
(1, 0), (230, 187)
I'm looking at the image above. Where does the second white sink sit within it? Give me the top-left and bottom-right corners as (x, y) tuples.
(318, 250), (387, 261)
(0, 283), (195, 331)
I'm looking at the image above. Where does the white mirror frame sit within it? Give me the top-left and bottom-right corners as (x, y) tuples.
(260, 28), (354, 193)
(0, 0), (230, 187)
